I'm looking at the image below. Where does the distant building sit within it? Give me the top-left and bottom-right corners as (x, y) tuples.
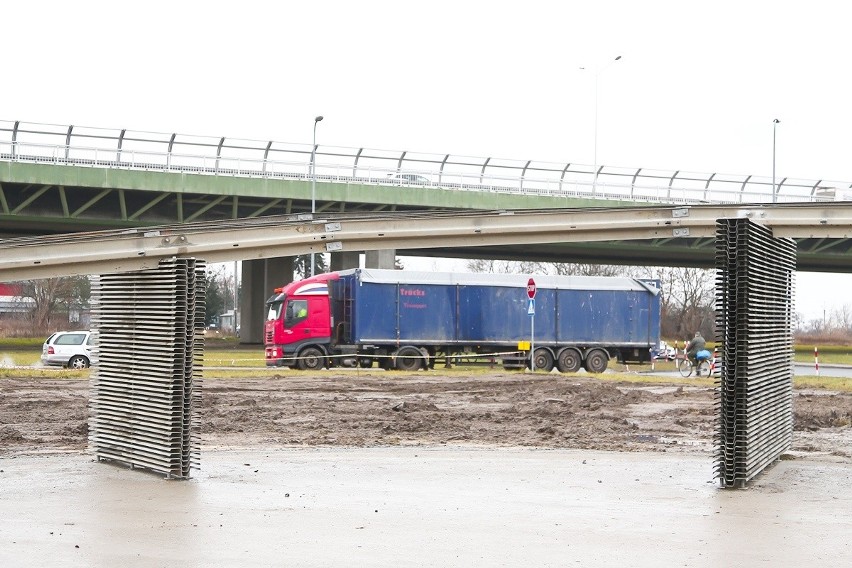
(0, 283), (34, 316)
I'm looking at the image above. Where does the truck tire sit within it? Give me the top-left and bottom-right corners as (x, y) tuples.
(357, 357), (374, 368)
(297, 347), (327, 370)
(556, 348), (582, 373)
(394, 346), (424, 371)
(531, 348), (555, 372)
(583, 349), (609, 374)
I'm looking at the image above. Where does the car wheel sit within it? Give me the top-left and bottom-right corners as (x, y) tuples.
(67, 355), (90, 369)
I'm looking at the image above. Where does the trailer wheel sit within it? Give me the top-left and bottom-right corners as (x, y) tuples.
(531, 348), (555, 372)
(583, 349), (609, 374)
(394, 346), (424, 371)
(297, 347), (327, 370)
(556, 348), (582, 373)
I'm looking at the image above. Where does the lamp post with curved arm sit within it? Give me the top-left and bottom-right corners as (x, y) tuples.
(772, 118), (780, 203)
(582, 55), (622, 194)
(310, 115), (324, 277)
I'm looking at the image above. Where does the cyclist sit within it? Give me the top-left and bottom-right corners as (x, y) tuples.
(685, 331), (706, 364)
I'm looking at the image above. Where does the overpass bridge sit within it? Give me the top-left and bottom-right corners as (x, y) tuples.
(4, 120), (848, 486)
(4, 120), (852, 271)
(0, 202), (839, 487)
(2, 204), (852, 281)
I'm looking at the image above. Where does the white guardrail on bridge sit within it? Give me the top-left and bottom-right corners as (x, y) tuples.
(2, 120), (851, 205)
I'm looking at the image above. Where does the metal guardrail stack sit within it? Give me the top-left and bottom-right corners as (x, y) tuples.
(714, 218), (796, 488)
(89, 258), (206, 479)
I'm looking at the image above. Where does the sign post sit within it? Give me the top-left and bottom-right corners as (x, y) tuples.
(527, 278), (536, 371)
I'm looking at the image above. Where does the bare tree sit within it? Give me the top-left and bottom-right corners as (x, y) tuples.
(654, 267), (714, 340)
(22, 276), (91, 334)
(550, 263), (651, 278)
(466, 259), (645, 278)
(465, 259), (533, 274)
(830, 304), (852, 331)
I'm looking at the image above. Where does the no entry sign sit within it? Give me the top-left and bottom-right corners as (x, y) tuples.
(527, 278), (536, 299)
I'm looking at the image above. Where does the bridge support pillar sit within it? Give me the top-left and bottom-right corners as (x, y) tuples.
(365, 249), (396, 269)
(330, 251), (361, 271)
(240, 257), (293, 344)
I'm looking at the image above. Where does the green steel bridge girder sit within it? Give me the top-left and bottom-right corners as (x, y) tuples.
(4, 161), (852, 272)
(0, 161), (620, 231)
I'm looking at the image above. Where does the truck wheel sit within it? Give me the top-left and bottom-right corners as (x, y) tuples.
(357, 357), (374, 368)
(583, 349), (609, 374)
(531, 348), (554, 372)
(297, 347), (326, 370)
(394, 346), (423, 371)
(556, 348), (582, 373)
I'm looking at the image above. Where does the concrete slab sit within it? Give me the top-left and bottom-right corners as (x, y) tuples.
(1, 447), (851, 567)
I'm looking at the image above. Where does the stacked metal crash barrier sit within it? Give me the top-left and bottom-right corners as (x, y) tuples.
(89, 258), (205, 479)
(715, 218), (796, 488)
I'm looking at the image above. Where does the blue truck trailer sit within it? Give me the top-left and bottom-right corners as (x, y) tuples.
(318, 268), (661, 372)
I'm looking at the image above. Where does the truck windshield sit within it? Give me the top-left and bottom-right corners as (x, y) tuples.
(266, 301), (284, 321)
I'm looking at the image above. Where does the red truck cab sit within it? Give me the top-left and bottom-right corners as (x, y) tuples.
(264, 272), (339, 369)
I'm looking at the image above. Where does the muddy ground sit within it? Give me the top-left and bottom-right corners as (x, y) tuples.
(2, 370), (851, 459)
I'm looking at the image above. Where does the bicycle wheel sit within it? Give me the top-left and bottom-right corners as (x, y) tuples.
(697, 360), (712, 378)
(677, 358), (694, 378)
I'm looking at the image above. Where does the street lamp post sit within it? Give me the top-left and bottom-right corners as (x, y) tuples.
(772, 118), (780, 203)
(585, 55), (622, 194)
(310, 115), (324, 277)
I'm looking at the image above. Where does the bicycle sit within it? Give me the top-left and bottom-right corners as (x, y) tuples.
(677, 350), (712, 378)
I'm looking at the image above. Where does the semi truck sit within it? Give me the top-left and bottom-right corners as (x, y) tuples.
(264, 269), (661, 372)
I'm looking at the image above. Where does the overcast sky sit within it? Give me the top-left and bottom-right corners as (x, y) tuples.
(4, 0), (850, 321)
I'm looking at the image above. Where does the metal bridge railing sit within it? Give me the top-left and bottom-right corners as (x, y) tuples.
(2, 120), (850, 205)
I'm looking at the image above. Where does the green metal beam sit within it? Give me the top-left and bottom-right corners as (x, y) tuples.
(71, 188), (112, 218)
(12, 185), (51, 214)
(185, 195), (228, 223)
(0, 182), (8, 214)
(119, 189), (127, 220)
(249, 198), (283, 218)
(59, 186), (69, 217)
(128, 192), (172, 221)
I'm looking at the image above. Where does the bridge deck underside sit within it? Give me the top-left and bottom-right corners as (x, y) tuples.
(2, 177), (852, 272)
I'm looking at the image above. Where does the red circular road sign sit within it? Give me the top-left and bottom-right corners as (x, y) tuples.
(527, 278), (536, 299)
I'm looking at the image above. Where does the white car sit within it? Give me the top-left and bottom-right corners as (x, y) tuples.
(41, 330), (97, 369)
(651, 341), (677, 361)
(387, 173), (430, 185)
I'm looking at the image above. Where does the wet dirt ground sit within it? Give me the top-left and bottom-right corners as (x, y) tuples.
(1, 370), (851, 458)
(2, 370), (852, 567)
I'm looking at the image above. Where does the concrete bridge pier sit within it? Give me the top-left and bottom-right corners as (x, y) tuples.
(330, 249), (397, 271)
(330, 251), (361, 271)
(365, 249), (396, 269)
(240, 257), (293, 344)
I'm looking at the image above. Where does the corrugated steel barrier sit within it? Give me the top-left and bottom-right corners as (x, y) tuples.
(89, 258), (205, 479)
(715, 218), (796, 488)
